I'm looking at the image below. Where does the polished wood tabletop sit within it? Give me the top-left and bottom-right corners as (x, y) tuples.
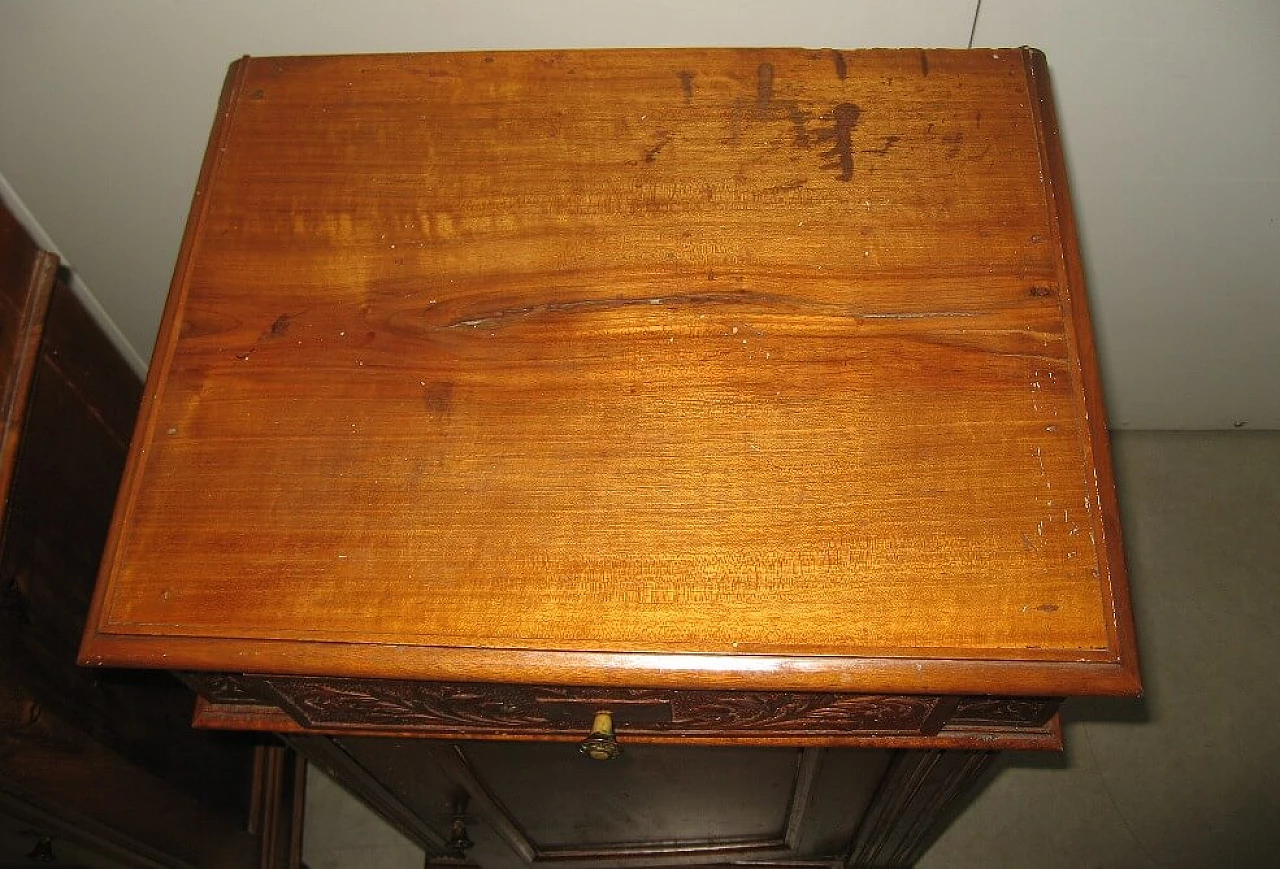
(81, 48), (1139, 698)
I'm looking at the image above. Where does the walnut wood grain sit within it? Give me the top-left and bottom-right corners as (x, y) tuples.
(81, 48), (1140, 700)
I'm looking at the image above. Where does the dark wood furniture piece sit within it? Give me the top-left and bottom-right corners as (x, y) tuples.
(0, 198), (302, 867)
(80, 48), (1141, 867)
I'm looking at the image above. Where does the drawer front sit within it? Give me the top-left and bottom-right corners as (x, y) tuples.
(267, 677), (947, 737)
(950, 696), (1060, 727)
(182, 673), (1060, 746)
(186, 673), (948, 738)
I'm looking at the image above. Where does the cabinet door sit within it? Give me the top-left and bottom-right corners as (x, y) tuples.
(310, 736), (892, 868)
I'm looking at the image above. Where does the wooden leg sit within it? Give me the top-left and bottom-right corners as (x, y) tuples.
(251, 743), (308, 869)
(845, 749), (996, 868)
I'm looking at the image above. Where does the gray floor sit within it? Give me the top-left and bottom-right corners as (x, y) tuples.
(305, 431), (1280, 868)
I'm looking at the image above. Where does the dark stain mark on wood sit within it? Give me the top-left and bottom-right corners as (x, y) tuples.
(866, 135), (900, 156)
(816, 103), (861, 181)
(725, 61), (818, 152)
(258, 310), (304, 349)
(975, 110), (983, 128)
(786, 105), (812, 148)
(1035, 603), (1060, 613)
(943, 131), (963, 158)
(643, 131), (672, 163)
(677, 70), (694, 105)
(756, 62), (775, 116)
(268, 313), (292, 337)
(422, 382), (454, 417)
(249, 89), (265, 100)
(240, 310), (303, 359)
(726, 96), (745, 145)
(1029, 286), (1054, 297)
(772, 179), (808, 193)
(919, 50), (930, 78)
(831, 50), (848, 81)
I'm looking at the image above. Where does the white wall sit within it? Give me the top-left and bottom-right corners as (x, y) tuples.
(973, 0), (1280, 430)
(1, 1), (1276, 427)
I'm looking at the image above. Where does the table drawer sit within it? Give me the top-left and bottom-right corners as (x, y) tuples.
(183, 673), (1060, 747)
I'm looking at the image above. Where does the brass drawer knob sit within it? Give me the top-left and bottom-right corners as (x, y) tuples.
(446, 817), (474, 852)
(579, 710), (622, 761)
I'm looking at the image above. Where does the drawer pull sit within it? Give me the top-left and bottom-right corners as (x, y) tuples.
(579, 710), (622, 761)
(447, 817), (474, 852)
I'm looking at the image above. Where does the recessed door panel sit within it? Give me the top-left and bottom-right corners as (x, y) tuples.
(330, 736), (891, 867)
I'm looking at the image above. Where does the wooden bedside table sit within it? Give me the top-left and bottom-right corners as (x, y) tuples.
(80, 48), (1140, 867)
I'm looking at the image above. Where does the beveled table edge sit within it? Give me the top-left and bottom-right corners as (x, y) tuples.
(80, 631), (1142, 698)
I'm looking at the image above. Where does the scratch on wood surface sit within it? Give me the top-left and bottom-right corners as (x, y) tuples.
(771, 179), (809, 193)
(858, 310), (980, 320)
(866, 135), (900, 156)
(434, 293), (989, 331)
